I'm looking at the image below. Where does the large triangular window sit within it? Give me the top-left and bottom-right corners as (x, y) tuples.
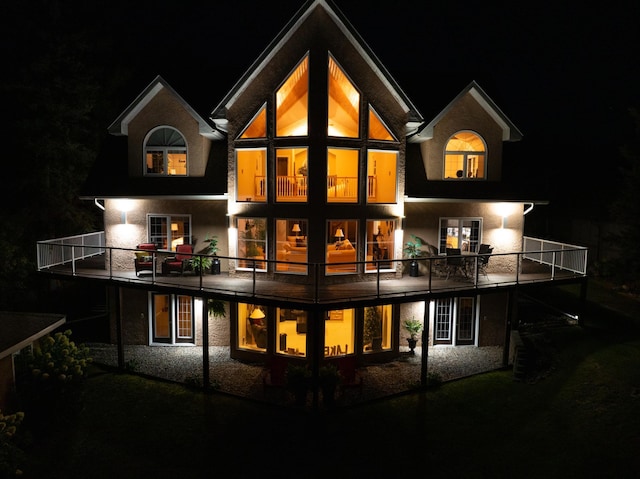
(276, 55), (309, 137)
(239, 105), (267, 139)
(327, 55), (360, 138)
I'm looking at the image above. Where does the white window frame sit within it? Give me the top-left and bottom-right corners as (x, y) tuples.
(143, 126), (188, 176)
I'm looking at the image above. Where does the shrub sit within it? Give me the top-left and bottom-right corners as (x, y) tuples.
(0, 410), (25, 478)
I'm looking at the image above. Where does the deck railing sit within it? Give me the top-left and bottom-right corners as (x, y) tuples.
(522, 236), (588, 275)
(37, 232), (587, 304)
(37, 231), (105, 273)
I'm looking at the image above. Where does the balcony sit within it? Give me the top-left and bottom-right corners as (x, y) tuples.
(37, 233), (587, 307)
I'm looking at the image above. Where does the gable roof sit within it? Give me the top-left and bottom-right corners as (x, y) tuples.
(108, 75), (225, 140)
(409, 80), (523, 143)
(209, 0), (424, 136)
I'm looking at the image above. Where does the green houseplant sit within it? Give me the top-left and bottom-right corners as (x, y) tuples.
(403, 318), (423, 354)
(403, 234), (424, 277)
(204, 234), (221, 274)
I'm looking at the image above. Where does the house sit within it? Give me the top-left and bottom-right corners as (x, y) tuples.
(36, 0), (587, 406)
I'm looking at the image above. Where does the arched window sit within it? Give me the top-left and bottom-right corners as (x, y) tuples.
(144, 127), (187, 176)
(444, 131), (486, 179)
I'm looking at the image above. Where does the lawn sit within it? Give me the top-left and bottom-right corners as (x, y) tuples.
(11, 282), (640, 478)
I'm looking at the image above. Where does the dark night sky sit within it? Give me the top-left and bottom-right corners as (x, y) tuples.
(4, 0), (640, 211)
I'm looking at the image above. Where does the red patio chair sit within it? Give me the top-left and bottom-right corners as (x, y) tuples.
(134, 243), (157, 276)
(162, 244), (193, 275)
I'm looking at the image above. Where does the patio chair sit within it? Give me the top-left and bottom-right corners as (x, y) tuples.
(162, 244), (193, 275)
(445, 248), (466, 280)
(134, 243), (157, 276)
(478, 244), (493, 279)
(336, 355), (363, 395)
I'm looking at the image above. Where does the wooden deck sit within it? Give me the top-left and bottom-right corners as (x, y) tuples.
(39, 255), (586, 308)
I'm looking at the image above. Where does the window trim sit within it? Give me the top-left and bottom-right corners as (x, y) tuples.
(439, 217), (482, 254)
(147, 214), (192, 251)
(149, 293), (195, 345)
(433, 296), (477, 346)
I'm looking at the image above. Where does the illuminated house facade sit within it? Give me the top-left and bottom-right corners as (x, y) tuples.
(39, 0), (587, 402)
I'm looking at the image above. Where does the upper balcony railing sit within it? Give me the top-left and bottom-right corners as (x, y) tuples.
(36, 232), (587, 305)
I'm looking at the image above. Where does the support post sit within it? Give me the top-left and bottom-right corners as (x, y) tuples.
(202, 298), (210, 390)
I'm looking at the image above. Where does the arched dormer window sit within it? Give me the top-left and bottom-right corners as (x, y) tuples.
(444, 131), (486, 179)
(144, 127), (187, 176)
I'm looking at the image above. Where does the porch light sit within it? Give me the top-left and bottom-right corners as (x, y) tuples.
(249, 308), (265, 320)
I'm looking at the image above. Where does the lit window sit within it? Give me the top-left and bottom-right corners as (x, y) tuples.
(238, 303), (268, 352)
(236, 148), (267, 203)
(434, 297), (476, 345)
(327, 148), (358, 203)
(326, 220), (357, 274)
(366, 220), (396, 272)
(148, 215), (191, 251)
(239, 105), (267, 139)
(444, 131), (486, 179)
(151, 294), (194, 344)
(328, 55), (359, 138)
(144, 127), (187, 176)
(324, 309), (355, 358)
(368, 107), (394, 140)
(367, 150), (397, 203)
(276, 55), (309, 137)
(276, 148), (308, 202)
(275, 219), (308, 274)
(276, 308), (308, 357)
(439, 218), (482, 253)
(363, 305), (392, 353)
(237, 218), (266, 271)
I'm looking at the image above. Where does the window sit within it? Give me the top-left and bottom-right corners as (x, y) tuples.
(363, 305), (392, 353)
(327, 148), (358, 203)
(239, 105), (267, 139)
(324, 309), (355, 357)
(144, 127), (187, 176)
(276, 308), (307, 357)
(367, 150), (397, 203)
(366, 220), (395, 272)
(151, 294), (194, 344)
(326, 220), (357, 274)
(444, 131), (486, 179)
(328, 55), (359, 138)
(276, 55), (309, 137)
(237, 218), (267, 270)
(275, 219), (308, 274)
(439, 218), (481, 253)
(148, 215), (191, 250)
(236, 148), (267, 202)
(276, 148), (308, 202)
(238, 303), (268, 352)
(433, 297), (476, 345)
(368, 107), (394, 141)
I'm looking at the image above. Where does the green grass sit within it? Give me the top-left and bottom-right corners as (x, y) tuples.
(14, 281), (640, 478)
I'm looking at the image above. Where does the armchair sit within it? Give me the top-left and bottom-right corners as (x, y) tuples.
(134, 243), (157, 277)
(162, 244), (193, 275)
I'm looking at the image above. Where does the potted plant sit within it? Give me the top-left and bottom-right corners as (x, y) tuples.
(319, 363), (342, 407)
(204, 234), (220, 274)
(403, 317), (422, 354)
(403, 234), (424, 277)
(364, 306), (383, 351)
(190, 254), (213, 275)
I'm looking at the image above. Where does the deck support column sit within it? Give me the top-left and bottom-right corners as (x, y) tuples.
(202, 298), (210, 390)
(421, 298), (429, 387)
(114, 286), (124, 370)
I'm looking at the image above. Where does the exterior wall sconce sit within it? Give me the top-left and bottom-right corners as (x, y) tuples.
(121, 211), (127, 224)
(501, 215), (507, 229)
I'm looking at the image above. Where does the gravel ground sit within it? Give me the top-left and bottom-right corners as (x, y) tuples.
(86, 343), (504, 407)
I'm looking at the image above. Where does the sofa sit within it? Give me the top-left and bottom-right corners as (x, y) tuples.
(327, 239), (356, 269)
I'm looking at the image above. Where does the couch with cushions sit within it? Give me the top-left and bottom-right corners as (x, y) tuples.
(327, 239), (356, 269)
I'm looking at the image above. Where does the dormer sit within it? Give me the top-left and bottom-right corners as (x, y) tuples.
(411, 81), (522, 182)
(108, 75), (223, 178)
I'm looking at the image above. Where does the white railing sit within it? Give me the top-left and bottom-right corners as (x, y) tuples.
(522, 236), (588, 275)
(327, 176), (357, 198)
(276, 175), (308, 199)
(37, 231), (105, 270)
